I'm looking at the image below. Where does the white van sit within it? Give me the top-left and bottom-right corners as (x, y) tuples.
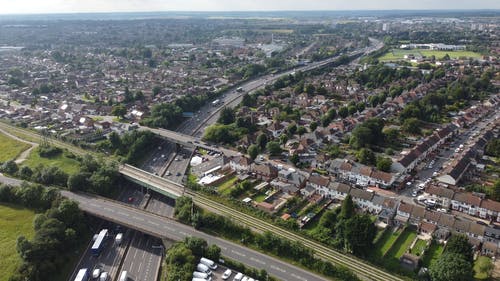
(241, 277), (249, 281)
(196, 263), (212, 275)
(200, 257), (218, 270)
(233, 273), (243, 281)
(193, 271), (211, 280)
(193, 278), (208, 281)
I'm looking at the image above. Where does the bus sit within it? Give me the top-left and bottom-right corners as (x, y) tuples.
(91, 229), (108, 256)
(74, 268), (89, 281)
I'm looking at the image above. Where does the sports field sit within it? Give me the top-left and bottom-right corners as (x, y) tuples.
(379, 48), (482, 62)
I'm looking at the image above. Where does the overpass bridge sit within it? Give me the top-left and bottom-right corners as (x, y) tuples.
(119, 164), (184, 199)
(61, 191), (330, 281)
(138, 126), (239, 157)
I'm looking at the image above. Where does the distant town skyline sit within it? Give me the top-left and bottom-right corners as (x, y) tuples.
(0, 0), (499, 15)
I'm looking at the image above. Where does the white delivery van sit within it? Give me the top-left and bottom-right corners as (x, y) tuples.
(233, 272), (244, 281)
(196, 263), (212, 275)
(200, 257), (218, 269)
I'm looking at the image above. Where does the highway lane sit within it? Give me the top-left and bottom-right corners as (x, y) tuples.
(120, 231), (163, 281)
(62, 191), (331, 281)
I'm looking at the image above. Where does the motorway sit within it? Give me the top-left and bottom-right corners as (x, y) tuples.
(61, 191), (332, 281)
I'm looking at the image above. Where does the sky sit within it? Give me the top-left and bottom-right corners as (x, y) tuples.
(0, 0), (499, 14)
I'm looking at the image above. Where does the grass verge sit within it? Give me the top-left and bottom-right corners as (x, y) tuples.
(0, 203), (36, 281)
(0, 132), (31, 162)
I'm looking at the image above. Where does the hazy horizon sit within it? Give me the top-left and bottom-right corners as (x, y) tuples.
(1, 0), (499, 15)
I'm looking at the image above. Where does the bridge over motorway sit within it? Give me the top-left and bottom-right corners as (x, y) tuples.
(61, 191), (330, 281)
(138, 125), (240, 157)
(119, 164), (184, 199)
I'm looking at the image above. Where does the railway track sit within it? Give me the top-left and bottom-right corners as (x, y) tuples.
(190, 192), (405, 281)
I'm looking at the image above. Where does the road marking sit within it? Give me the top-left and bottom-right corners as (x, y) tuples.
(132, 216), (144, 221)
(90, 203), (98, 207)
(148, 220), (159, 226)
(291, 273), (308, 281)
(231, 250), (246, 257)
(270, 265), (286, 273)
(250, 257), (265, 265)
(118, 212), (130, 217)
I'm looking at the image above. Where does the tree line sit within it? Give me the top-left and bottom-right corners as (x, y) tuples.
(0, 183), (87, 281)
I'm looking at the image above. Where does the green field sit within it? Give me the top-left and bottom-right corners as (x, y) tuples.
(379, 48), (482, 62)
(22, 148), (81, 175)
(422, 241), (444, 268)
(0, 204), (36, 281)
(0, 132), (31, 162)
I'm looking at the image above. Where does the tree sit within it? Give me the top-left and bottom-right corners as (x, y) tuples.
(357, 148), (376, 165)
(402, 118), (422, 135)
(485, 139), (500, 157)
(247, 144), (259, 160)
(305, 84), (316, 95)
(343, 215), (376, 256)
(310, 121), (318, 132)
(491, 180), (500, 201)
(376, 157), (392, 172)
(383, 128), (400, 146)
(67, 172), (90, 191)
(340, 195), (355, 220)
(205, 244), (221, 261)
(184, 236), (207, 257)
(203, 124), (238, 144)
(18, 166), (33, 180)
(350, 126), (373, 149)
(287, 123), (297, 135)
(279, 134), (288, 148)
(338, 106), (349, 118)
(1, 160), (18, 175)
(152, 85), (162, 96)
(218, 107), (235, 125)
(297, 126), (307, 138)
(445, 234), (473, 263)
(289, 153), (300, 166)
(111, 104), (127, 118)
(266, 141), (282, 156)
(429, 253), (473, 281)
(257, 133), (268, 150)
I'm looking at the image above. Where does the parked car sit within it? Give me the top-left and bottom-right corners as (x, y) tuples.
(222, 269), (232, 280)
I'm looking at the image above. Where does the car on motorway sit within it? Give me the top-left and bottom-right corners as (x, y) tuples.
(222, 269), (232, 280)
(99, 271), (108, 281)
(92, 268), (101, 279)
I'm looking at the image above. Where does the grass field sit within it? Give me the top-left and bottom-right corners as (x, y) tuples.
(422, 241), (444, 268)
(474, 256), (493, 280)
(387, 228), (418, 259)
(379, 48), (482, 62)
(409, 239), (428, 257)
(22, 148), (81, 175)
(0, 132), (31, 162)
(0, 203), (36, 281)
